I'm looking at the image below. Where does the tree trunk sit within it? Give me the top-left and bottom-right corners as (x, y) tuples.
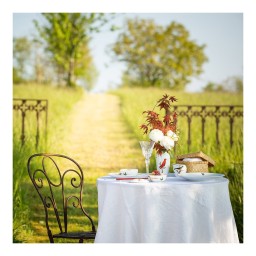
(67, 57), (75, 87)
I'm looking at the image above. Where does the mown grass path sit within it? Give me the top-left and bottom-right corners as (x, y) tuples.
(61, 93), (144, 241)
(27, 93), (144, 243)
(64, 93), (143, 174)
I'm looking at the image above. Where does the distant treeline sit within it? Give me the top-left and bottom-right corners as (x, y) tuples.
(13, 13), (242, 92)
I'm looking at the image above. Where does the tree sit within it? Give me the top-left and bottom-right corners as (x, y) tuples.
(112, 19), (208, 89)
(13, 37), (31, 83)
(30, 38), (55, 84)
(223, 76), (243, 93)
(203, 82), (216, 92)
(203, 82), (224, 92)
(235, 77), (243, 93)
(203, 76), (243, 93)
(34, 13), (106, 87)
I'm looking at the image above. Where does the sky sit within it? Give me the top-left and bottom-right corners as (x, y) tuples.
(13, 13), (243, 92)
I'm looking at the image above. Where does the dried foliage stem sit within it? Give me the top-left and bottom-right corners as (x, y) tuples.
(140, 94), (178, 154)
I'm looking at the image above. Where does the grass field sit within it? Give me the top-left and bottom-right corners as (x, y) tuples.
(13, 84), (84, 242)
(13, 85), (243, 243)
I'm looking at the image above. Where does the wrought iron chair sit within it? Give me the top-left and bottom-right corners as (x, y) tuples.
(27, 153), (96, 243)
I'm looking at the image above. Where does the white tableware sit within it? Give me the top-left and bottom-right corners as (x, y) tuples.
(167, 173), (184, 180)
(128, 179), (149, 183)
(182, 157), (202, 162)
(119, 169), (138, 176)
(148, 174), (167, 182)
(173, 163), (187, 177)
(108, 173), (148, 178)
(178, 173), (225, 181)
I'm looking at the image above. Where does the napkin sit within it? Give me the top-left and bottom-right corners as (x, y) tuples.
(116, 177), (147, 180)
(182, 157), (203, 162)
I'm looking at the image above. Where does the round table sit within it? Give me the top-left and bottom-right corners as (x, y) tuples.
(95, 175), (239, 243)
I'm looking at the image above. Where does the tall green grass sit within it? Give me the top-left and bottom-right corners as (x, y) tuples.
(111, 87), (243, 242)
(13, 85), (243, 243)
(13, 84), (84, 242)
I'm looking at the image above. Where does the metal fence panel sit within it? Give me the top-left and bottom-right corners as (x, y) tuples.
(13, 98), (48, 148)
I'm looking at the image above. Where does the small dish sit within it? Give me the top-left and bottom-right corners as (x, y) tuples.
(178, 173), (225, 181)
(119, 169), (138, 176)
(128, 179), (149, 183)
(108, 173), (147, 178)
(148, 174), (167, 182)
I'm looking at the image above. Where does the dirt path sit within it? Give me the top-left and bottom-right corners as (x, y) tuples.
(64, 93), (143, 176)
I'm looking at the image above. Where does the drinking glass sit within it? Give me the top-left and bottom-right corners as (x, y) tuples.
(139, 141), (155, 174)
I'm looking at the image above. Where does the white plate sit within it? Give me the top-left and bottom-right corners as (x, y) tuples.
(128, 179), (149, 183)
(119, 169), (138, 176)
(148, 174), (167, 182)
(108, 173), (148, 178)
(166, 176), (184, 181)
(178, 173), (225, 181)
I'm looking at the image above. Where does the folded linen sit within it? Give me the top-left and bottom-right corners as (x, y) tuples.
(182, 157), (203, 162)
(116, 177), (148, 181)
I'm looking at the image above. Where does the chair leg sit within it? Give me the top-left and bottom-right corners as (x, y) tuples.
(48, 230), (54, 243)
(79, 238), (83, 243)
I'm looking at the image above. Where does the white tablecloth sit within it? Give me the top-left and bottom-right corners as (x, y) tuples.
(95, 176), (239, 243)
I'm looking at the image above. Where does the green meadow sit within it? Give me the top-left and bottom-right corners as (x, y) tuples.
(13, 85), (243, 242)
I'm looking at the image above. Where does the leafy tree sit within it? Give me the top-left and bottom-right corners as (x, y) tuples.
(13, 67), (22, 84)
(30, 39), (55, 84)
(223, 76), (243, 93)
(112, 19), (208, 89)
(235, 77), (243, 93)
(204, 76), (243, 93)
(13, 37), (31, 83)
(203, 82), (224, 92)
(203, 82), (216, 92)
(34, 13), (107, 88)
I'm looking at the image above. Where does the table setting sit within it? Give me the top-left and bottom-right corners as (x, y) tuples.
(95, 94), (239, 243)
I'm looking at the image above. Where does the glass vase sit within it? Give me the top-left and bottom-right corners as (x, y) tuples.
(139, 141), (155, 174)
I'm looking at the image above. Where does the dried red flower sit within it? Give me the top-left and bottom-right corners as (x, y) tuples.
(140, 94), (178, 154)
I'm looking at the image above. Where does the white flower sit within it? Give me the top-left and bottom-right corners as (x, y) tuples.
(160, 136), (175, 150)
(167, 130), (179, 141)
(149, 129), (164, 142)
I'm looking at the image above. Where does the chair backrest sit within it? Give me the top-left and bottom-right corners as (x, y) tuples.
(27, 153), (96, 234)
